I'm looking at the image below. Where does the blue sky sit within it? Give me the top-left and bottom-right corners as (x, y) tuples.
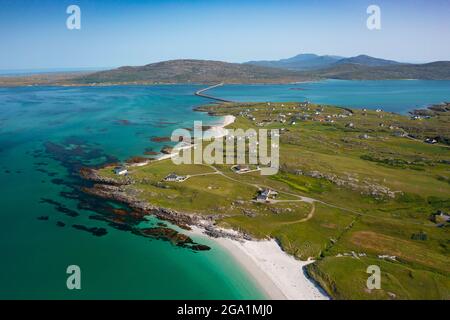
(1, 0), (449, 70)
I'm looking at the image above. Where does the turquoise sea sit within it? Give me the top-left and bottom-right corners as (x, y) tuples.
(0, 80), (449, 299)
(208, 80), (450, 114)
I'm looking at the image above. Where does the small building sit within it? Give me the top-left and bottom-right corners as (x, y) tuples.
(430, 210), (450, 224)
(114, 167), (128, 175)
(393, 131), (408, 137)
(438, 212), (450, 222)
(255, 189), (278, 202)
(163, 173), (187, 182)
(232, 164), (251, 174)
(345, 122), (355, 128)
(424, 138), (438, 144)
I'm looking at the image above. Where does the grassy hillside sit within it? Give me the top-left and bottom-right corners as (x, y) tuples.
(77, 60), (450, 83)
(310, 61), (450, 80)
(1, 59), (450, 86)
(70, 59), (315, 84)
(95, 101), (450, 299)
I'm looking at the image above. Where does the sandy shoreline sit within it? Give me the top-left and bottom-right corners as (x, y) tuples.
(156, 114), (236, 161)
(189, 226), (329, 300)
(203, 114), (236, 139)
(152, 114), (329, 300)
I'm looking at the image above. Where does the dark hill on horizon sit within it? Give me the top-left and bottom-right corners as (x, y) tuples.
(246, 53), (403, 71)
(71, 59), (450, 84)
(71, 59), (315, 84)
(246, 53), (344, 71)
(335, 54), (403, 67)
(1, 57), (450, 87)
(308, 61), (450, 80)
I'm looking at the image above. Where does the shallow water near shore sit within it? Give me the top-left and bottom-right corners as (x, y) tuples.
(0, 85), (264, 299)
(0, 81), (450, 299)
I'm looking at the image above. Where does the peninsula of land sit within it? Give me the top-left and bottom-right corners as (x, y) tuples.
(2, 54), (450, 87)
(80, 85), (450, 300)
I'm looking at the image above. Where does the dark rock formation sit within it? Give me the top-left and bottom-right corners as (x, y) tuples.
(150, 136), (171, 143)
(72, 224), (108, 236)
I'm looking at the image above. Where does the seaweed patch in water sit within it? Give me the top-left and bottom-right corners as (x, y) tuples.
(39, 198), (80, 217)
(72, 224), (108, 236)
(40, 136), (210, 250)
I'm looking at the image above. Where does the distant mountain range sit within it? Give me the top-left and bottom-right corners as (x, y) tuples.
(1, 54), (449, 87)
(71, 59), (313, 84)
(303, 61), (450, 80)
(70, 56), (450, 84)
(246, 54), (344, 71)
(246, 54), (404, 71)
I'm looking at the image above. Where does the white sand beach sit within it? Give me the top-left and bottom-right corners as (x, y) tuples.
(189, 226), (329, 300)
(154, 113), (328, 300)
(202, 115), (236, 139)
(156, 114), (236, 161)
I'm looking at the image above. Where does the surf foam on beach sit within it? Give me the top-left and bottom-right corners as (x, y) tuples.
(189, 226), (329, 300)
(203, 115), (236, 139)
(156, 115), (236, 161)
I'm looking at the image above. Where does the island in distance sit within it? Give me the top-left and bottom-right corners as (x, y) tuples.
(1, 54), (450, 86)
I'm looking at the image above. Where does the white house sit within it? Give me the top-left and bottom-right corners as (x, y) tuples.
(163, 173), (187, 182)
(114, 167), (128, 175)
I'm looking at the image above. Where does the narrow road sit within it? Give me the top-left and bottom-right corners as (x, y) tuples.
(195, 83), (234, 103)
(203, 164), (318, 222)
(184, 171), (220, 181)
(282, 202), (316, 225)
(202, 164), (435, 227)
(188, 89), (438, 227)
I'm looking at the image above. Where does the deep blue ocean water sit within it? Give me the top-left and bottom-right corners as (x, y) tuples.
(0, 81), (449, 299)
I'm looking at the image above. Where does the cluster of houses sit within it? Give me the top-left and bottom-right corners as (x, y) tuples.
(378, 255), (397, 261)
(240, 102), (368, 128)
(238, 109), (256, 122)
(241, 102), (352, 127)
(114, 167), (189, 184)
(411, 115), (432, 120)
(335, 251), (397, 262)
(336, 251), (367, 259)
(253, 110), (353, 127)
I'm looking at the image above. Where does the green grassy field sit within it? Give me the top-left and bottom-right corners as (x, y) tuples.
(98, 101), (449, 299)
